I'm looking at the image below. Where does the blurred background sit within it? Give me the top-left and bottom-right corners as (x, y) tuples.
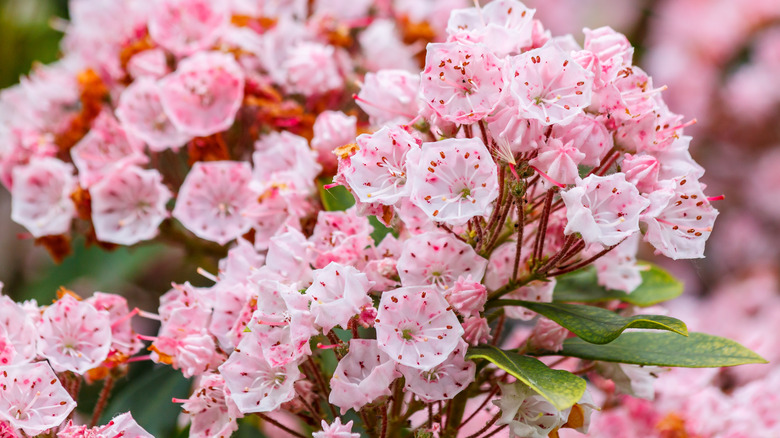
(1, 0), (778, 436)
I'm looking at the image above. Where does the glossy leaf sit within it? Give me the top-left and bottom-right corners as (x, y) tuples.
(317, 180), (355, 212)
(549, 332), (768, 367)
(492, 300), (688, 344)
(467, 345), (586, 410)
(553, 264), (682, 307)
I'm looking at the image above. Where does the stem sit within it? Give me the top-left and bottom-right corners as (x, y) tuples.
(490, 313), (506, 346)
(380, 403), (389, 438)
(511, 201), (525, 281)
(478, 120), (490, 146)
(256, 413), (308, 438)
(464, 411), (501, 438)
(305, 357), (338, 419)
(482, 424), (508, 438)
(474, 219), (485, 250)
(485, 199), (514, 253)
(458, 385), (500, 430)
(536, 235), (578, 274)
(90, 377), (114, 427)
(532, 188), (556, 263)
(438, 223), (468, 243)
(549, 241), (622, 277)
(484, 167), (507, 238)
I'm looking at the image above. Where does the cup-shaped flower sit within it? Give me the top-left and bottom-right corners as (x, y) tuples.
(396, 231), (488, 292)
(561, 173), (649, 247)
(344, 125), (420, 206)
(398, 340), (475, 402)
(148, 0), (227, 57)
(306, 262), (373, 334)
(37, 295), (111, 375)
(0, 362), (76, 436)
(508, 42), (592, 126)
(159, 51), (245, 137)
(375, 286), (464, 370)
(408, 137), (499, 226)
(172, 161), (255, 245)
(59, 412), (153, 438)
(329, 339), (401, 414)
(90, 165), (172, 245)
(0, 296), (37, 365)
(10, 157), (77, 238)
(420, 41), (504, 124)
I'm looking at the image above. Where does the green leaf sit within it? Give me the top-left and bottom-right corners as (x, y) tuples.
(550, 332), (768, 367)
(490, 300), (688, 344)
(466, 345), (586, 410)
(100, 365), (191, 437)
(553, 263), (682, 307)
(317, 180), (355, 211)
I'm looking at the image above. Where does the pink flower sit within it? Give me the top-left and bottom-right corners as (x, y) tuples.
(159, 51), (245, 137)
(329, 339), (400, 414)
(622, 153), (661, 194)
(446, 275), (487, 317)
(283, 43), (345, 96)
(148, 0), (228, 57)
(507, 42), (593, 125)
(172, 161), (256, 245)
(446, 0), (536, 57)
(10, 157), (77, 237)
(313, 418), (360, 438)
(551, 113), (613, 166)
(218, 329), (302, 414)
(529, 137), (585, 187)
(583, 26), (634, 84)
(37, 295), (111, 375)
(311, 111), (356, 172)
(90, 165), (172, 245)
(494, 381), (566, 438)
(59, 412), (153, 438)
(397, 231), (488, 292)
(408, 137), (500, 226)
(0, 362), (76, 436)
(126, 48), (170, 80)
(359, 19), (419, 73)
(70, 111), (147, 188)
(178, 373), (242, 438)
(593, 233), (643, 293)
(0, 296), (37, 366)
(251, 131), (321, 193)
(420, 41), (504, 123)
(375, 286), (464, 370)
(561, 173), (649, 247)
(115, 77), (192, 152)
(462, 316), (492, 346)
(527, 318), (568, 352)
(306, 262), (373, 334)
(399, 340), (475, 402)
(85, 292), (143, 358)
(355, 70), (420, 126)
(151, 305), (222, 377)
(308, 208), (373, 269)
(344, 125), (421, 206)
(642, 176), (718, 259)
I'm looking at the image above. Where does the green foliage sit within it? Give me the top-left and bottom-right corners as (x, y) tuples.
(549, 332), (768, 367)
(553, 264), (683, 307)
(491, 300), (688, 344)
(100, 365), (191, 437)
(466, 345), (586, 410)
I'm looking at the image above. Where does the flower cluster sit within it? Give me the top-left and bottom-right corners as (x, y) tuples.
(0, 1), (744, 437)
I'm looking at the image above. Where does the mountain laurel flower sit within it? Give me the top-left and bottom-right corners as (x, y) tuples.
(344, 125), (421, 205)
(398, 340), (475, 402)
(148, 0), (227, 57)
(375, 286), (464, 370)
(115, 77), (192, 152)
(172, 161), (256, 245)
(306, 262), (373, 334)
(508, 42), (593, 126)
(528, 137), (585, 187)
(396, 231), (488, 292)
(420, 41), (504, 124)
(59, 412), (153, 438)
(90, 165), (172, 245)
(494, 381), (567, 438)
(159, 51), (245, 137)
(0, 296), (37, 366)
(446, 0), (536, 57)
(642, 175), (719, 259)
(36, 294), (111, 375)
(10, 157), (77, 238)
(313, 418), (360, 438)
(408, 137), (499, 226)
(0, 362), (76, 436)
(561, 173), (650, 247)
(462, 316), (492, 346)
(445, 275), (487, 317)
(329, 339), (401, 414)
(355, 70), (420, 126)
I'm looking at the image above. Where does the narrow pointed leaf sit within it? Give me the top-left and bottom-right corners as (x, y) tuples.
(546, 332), (768, 367)
(553, 264), (682, 307)
(466, 345), (586, 410)
(490, 300), (688, 344)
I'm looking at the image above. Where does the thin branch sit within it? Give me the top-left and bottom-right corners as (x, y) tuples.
(90, 377), (114, 427)
(464, 411), (501, 438)
(256, 413), (308, 438)
(549, 242), (622, 277)
(512, 201), (525, 281)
